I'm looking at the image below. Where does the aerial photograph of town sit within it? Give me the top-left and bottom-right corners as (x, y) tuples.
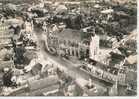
(0, 0), (137, 96)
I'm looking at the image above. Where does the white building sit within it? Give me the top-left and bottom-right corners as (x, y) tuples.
(89, 35), (100, 61)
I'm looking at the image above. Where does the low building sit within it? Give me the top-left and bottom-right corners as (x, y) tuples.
(27, 75), (60, 96)
(7, 75), (60, 96)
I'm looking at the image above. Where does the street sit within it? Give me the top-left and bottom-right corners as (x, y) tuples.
(34, 28), (108, 95)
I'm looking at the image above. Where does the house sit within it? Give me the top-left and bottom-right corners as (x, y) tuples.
(7, 75), (60, 96)
(27, 75), (60, 96)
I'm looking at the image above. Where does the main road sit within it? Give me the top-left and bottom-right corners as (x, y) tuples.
(33, 27), (110, 95)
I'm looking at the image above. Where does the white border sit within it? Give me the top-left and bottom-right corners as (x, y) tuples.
(0, 0), (138, 99)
